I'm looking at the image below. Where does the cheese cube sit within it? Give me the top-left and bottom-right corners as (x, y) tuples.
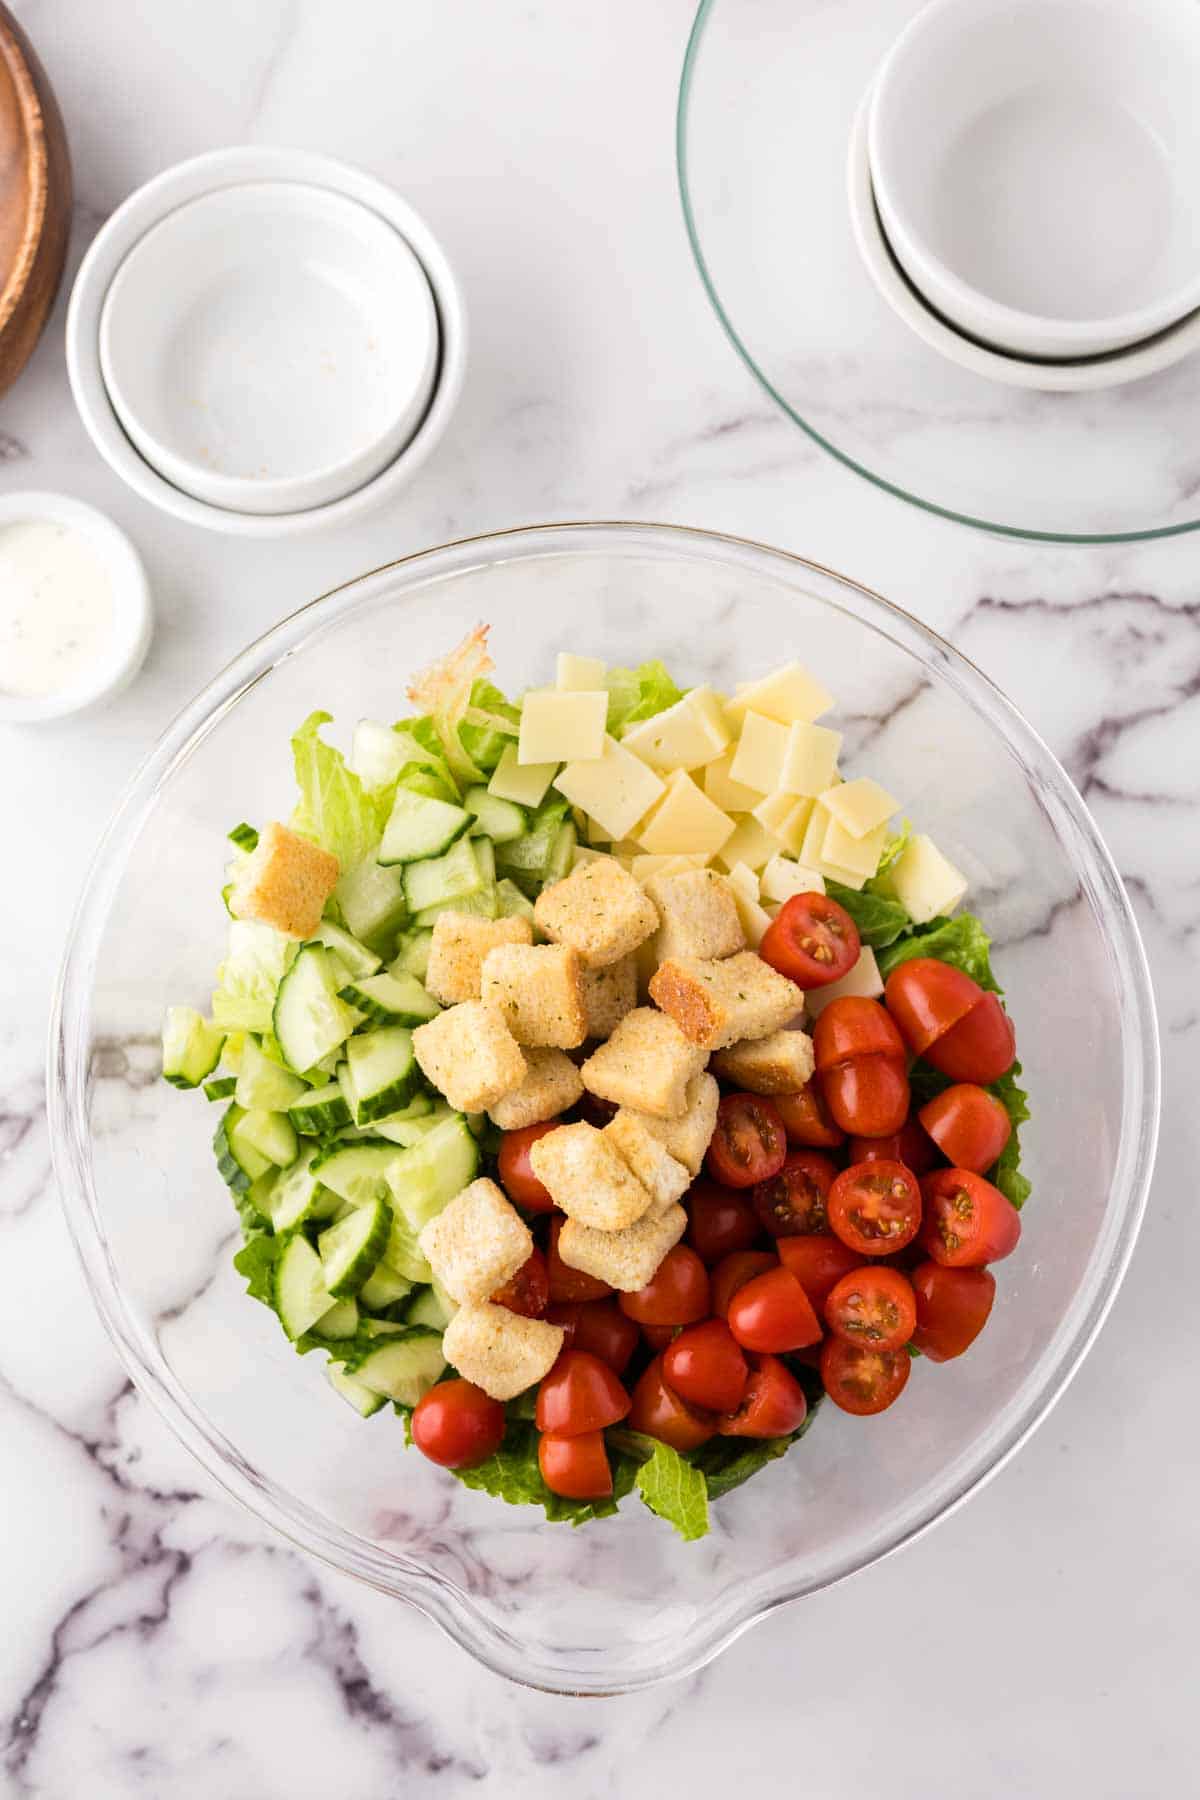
(725, 661), (835, 727)
(779, 721), (842, 797)
(799, 800), (835, 868)
(715, 815), (780, 873)
(753, 792), (814, 857)
(637, 770), (735, 857)
(556, 653), (606, 691)
(889, 834), (968, 924)
(630, 853), (708, 882)
(760, 855), (825, 903)
(821, 814), (889, 880)
(725, 860), (760, 902)
(585, 810), (611, 845)
(819, 861), (868, 891)
(518, 690), (608, 765)
(804, 946), (884, 1016)
(554, 735), (665, 842)
(703, 749), (763, 813)
(488, 744), (558, 807)
(822, 776), (898, 839)
(728, 711), (789, 795)
(724, 861), (773, 945)
(620, 687), (731, 772)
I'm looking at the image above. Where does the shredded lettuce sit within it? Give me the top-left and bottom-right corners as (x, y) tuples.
(405, 625), (495, 790)
(605, 659), (685, 735)
(634, 1441), (710, 1541)
(450, 1419), (638, 1525)
(459, 678), (520, 774)
(290, 712), (387, 871)
(876, 911), (1000, 992)
(825, 881), (911, 949)
(211, 920), (297, 1034)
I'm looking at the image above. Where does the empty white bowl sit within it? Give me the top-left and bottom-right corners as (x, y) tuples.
(869, 0), (1200, 359)
(99, 182), (439, 516)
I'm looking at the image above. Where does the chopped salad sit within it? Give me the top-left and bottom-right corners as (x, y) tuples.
(162, 629), (1029, 1540)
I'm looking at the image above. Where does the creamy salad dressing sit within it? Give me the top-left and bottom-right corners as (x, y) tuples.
(0, 519), (116, 698)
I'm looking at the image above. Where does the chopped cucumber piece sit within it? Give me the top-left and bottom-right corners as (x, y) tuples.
(308, 919), (382, 978)
(391, 929), (433, 981)
(397, 762), (458, 804)
(383, 1210), (434, 1283)
(392, 1114), (480, 1230)
(407, 1284), (456, 1330)
(347, 1328), (446, 1404)
(274, 1235), (333, 1340)
(319, 1195), (392, 1298)
(342, 1026), (418, 1123)
(203, 1075), (238, 1102)
(234, 1037), (309, 1113)
(335, 857), (408, 949)
(464, 787), (527, 844)
(235, 1108), (299, 1169)
(336, 971), (440, 1027)
(268, 1146), (341, 1231)
(495, 878), (536, 923)
(244, 1168), (280, 1226)
(378, 788), (471, 865)
(273, 945), (361, 1074)
(545, 819), (577, 884)
(412, 884), (498, 929)
(326, 1360), (387, 1417)
(286, 1080), (353, 1137)
(358, 1264), (415, 1312)
(402, 835), (484, 914)
(162, 1006), (225, 1089)
(214, 1103), (271, 1190)
(373, 1112), (446, 1148)
(311, 1141), (401, 1207)
(314, 1297), (360, 1339)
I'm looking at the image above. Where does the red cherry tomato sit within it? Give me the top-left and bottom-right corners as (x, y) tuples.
(539, 1429), (612, 1499)
(824, 1265), (916, 1352)
(546, 1216), (612, 1303)
(751, 1149), (837, 1237)
(686, 1179), (763, 1264)
(849, 1117), (939, 1176)
(718, 1353), (809, 1438)
(663, 1319), (749, 1413)
(618, 1245), (710, 1326)
(918, 1083), (1011, 1173)
(773, 1083), (845, 1148)
(759, 892), (861, 988)
(535, 1349), (630, 1435)
(640, 1322), (679, 1353)
(727, 1266), (823, 1353)
(820, 1338), (911, 1415)
(776, 1234), (863, 1313)
(705, 1093), (788, 1189)
(911, 1262), (997, 1360)
(545, 1299), (639, 1374)
(922, 994), (1016, 1085)
(827, 1159), (923, 1256)
(497, 1121), (560, 1212)
(490, 1246), (549, 1318)
(411, 1379), (505, 1469)
(821, 1053), (910, 1137)
(628, 1355), (715, 1451)
(709, 1249), (778, 1320)
(919, 1168), (1021, 1267)
(813, 997), (906, 1072)
(883, 959), (981, 1056)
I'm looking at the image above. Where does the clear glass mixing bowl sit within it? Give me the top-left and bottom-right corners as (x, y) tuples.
(49, 523), (1159, 1694)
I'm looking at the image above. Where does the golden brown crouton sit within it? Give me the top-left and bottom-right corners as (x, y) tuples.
(424, 911), (533, 1005)
(617, 1071), (719, 1176)
(579, 1007), (708, 1119)
(533, 857), (659, 967)
(649, 951), (803, 1051)
(711, 1029), (815, 1095)
(646, 867), (746, 963)
(411, 1001), (526, 1113)
(442, 1305), (565, 1401)
(479, 943), (587, 1048)
(487, 1048), (584, 1130)
(557, 1205), (687, 1292)
(579, 954), (638, 1039)
(417, 1178), (532, 1304)
(604, 1112), (691, 1216)
(529, 1122), (653, 1231)
(229, 822), (338, 940)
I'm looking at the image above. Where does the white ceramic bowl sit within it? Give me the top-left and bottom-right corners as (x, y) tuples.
(869, 0), (1200, 359)
(66, 148), (467, 538)
(99, 182), (439, 517)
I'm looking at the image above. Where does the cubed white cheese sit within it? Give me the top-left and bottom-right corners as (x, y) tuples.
(556, 653), (607, 691)
(519, 690), (608, 765)
(821, 814), (889, 880)
(760, 854), (826, 903)
(725, 861), (760, 902)
(799, 799), (835, 868)
(818, 860), (867, 891)
(804, 946), (884, 1015)
(703, 749), (763, 813)
(620, 686), (731, 772)
(631, 853), (708, 882)
(553, 734), (666, 843)
(715, 815), (780, 872)
(752, 791), (814, 856)
(725, 662), (834, 726)
(488, 744), (559, 807)
(728, 711), (789, 794)
(779, 721), (842, 797)
(889, 833), (968, 924)
(637, 770), (736, 857)
(822, 776), (898, 839)
(725, 862), (773, 948)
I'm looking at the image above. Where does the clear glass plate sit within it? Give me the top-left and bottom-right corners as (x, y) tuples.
(678, 0), (1200, 542)
(50, 524), (1159, 1693)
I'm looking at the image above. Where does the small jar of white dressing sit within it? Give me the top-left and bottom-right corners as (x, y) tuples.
(0, 493), (152, 722)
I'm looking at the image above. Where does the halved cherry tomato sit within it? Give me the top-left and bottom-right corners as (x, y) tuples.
(710, 1249), (778, 1320)
(824, 1265), (916, 1352)
(820, 1053), (910, 1136)
(491, 1246), (549, 1318)
(619, 1245), (710, 1326)
(813, 997), (906, 1072)
(628, 1355), (715, 1451)
(759, 892), (861, 988)
(773, 1082), (845, 1148)
(827, 1159), (922, 1256)
(919, 1083), (1011, 1173)
(820, 1338), (911, 1415)
(545, 1299), (639, 1374)
(919, 1168), (1021, 1267)
(686, 1179), (763, 1264)
(849, 1117), (939, 1176)
(751, 1149), (837, 1237)
(535, 1349), (630, 1436)
(663, 1319), (749, 1413)
(922, 993), (1016, 1085)
(718, 1353), (808, 1438)
(777, 1234), (862, 1313)
(641, 1322), (679, 1353)
(705, 1093), (787, 1188)
(911, 1262), (996, 1360)
(411, 1379), (505, 1469)
(547, 1216), (612, 1302)
(883, 959), (980, 1056)
(539, 1429), (612, 1499)
(497, 1121), (560, 1212)
(727, 1266), (823, 1353)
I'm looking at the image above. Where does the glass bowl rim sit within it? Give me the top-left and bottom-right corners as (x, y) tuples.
(47, 519), (1161, 1693)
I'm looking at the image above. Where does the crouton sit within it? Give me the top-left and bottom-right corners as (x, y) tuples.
(646, 867), (746, 963)
(479, 943), (587, 1048)
(579, 1007), (708, 1119)
(711, 1028), (815, 1095)
(425, 911), (533, 1005)
(417, 1177), (532, 1305)
(442, 1304), (565, 1402)
(533, 857), (659, 967)
(557, 1204), (687, 1293)
(488, 1048), (584, 1130)
(529, 1122), (653, 1231)
(649, 951), (803, 1051)
(579, 954), (638, 1039)
(411, 1001), (526, 1114)
(617, 1070), (719, 1176)
(228, 821), (339, 940)
(604, 1112), (691, 1216)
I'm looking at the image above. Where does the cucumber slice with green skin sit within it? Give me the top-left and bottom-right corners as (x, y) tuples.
(406, 1284), (456, 1330)
(378, 788), (471, 866)
(545, 820), (577, 885)
(244, 1168), (279, 1226)
(335, 857), (409, 949)
(319, 1195), (392, 1298)
(373, 1114), (445, 1148)
(214, 1103), (271, 1191)
(162, 1007), (225, 1089)
(343, 1027), (418, 1124)
(228, 822), (259, 852)
(234, 1037), (309, 1113)
(472, 836), (497, 886)
(268, 1147), (341, 1231)
(358, 1264), (414, 1312)
(311, 1141), (401, 1206)
(273, 945), (361, 1074)
(392, 1115), (480, 1230)
(412, 884), (498, 930)
(314, 1297), (359, 1339)
(495, 878), (536, 924)
(203, 1075), (238, 1102)
(464, 787), (527, 844)
(397, 764), (459, 805)
(308, 919), (382, 979)
(391, 929), (433, 982)
(336, 972), (441, 1028)
(347, 1328), (446, 1404)
(383, 1211), (434, 1283)
(326, 1360), (387, 1417)
(274, 1235), (334, 1340)
(402, 834), (484, 914)
(286, 1080), (353, 1137)
(234, 1108), (299, 1169)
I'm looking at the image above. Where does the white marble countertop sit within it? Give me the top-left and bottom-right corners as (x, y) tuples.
(1, 1), (1197, 1793)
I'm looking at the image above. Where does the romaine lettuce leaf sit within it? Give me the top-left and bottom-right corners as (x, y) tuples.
(405, 625), (495, 790)
(211, 920), (297, 1034)
(605, 659), (685, 735)
(450, 1419), (637, 1524)
(634, 1441), (710, 1541)
(458, 678), (520, 774)
(233, 1231), (279, 1303)
(825, 880), (911, 949)
(291, 711), (387, 870)
(876, 911), (1000, 991)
